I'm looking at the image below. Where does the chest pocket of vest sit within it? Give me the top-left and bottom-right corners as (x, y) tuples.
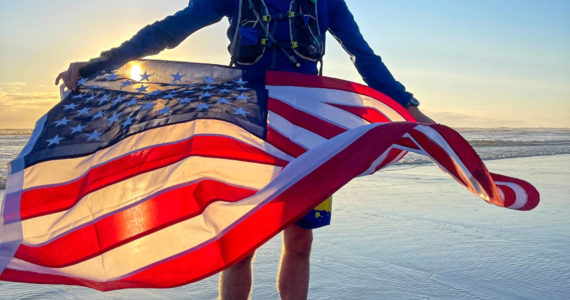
(230, 0), (270, 65)
(235, 21), (267, 64)
(290, 7), (323, 62)
(230, 0), (323, 66)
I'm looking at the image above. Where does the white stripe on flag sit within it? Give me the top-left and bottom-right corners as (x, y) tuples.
(268, 113), (327, 149)
(496, 181), (528, 210)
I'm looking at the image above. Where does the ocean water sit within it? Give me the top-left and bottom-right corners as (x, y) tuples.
(1, 128), (570, 299)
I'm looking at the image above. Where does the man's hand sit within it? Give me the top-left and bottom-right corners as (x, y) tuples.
(55, 62), (90, 92)
(406, 105), (435, 124)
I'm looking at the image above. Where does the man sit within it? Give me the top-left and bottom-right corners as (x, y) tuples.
(56, 0), (433, 299)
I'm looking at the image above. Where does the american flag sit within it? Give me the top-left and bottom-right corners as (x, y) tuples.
(0, 60), (539, 290)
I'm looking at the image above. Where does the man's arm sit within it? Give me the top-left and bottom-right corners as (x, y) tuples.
(95, 0), (231, 67)
(57, 0), (232, 90)
(327, 0), (417, 109)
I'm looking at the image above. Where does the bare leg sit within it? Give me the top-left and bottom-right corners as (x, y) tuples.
(277, 225), (313, 300)
(219, 253), (254, 300)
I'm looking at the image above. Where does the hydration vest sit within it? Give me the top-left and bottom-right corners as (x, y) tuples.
(230, 0), (324, 70)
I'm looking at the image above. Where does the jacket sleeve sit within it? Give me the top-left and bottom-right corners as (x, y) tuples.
(327, 0), (416, 108)
(88, 0), (231, 72)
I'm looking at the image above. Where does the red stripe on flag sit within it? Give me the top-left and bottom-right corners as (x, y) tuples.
(15, 180), (257, 268)
(266, 127), (307, 158)
(18, 136), (287, 222)
(268, 97), (346, 139)
(266, 71), (415, 122)
(396, 136), (420, 150)
(326, 103), (390, 123)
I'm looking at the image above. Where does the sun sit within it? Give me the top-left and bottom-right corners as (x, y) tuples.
(130, 64), (143, 81)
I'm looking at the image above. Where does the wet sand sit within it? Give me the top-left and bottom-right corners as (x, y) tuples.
(1, 155), (569, 299)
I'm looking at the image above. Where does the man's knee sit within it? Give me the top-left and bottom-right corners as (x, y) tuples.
(283, 225), (313, 258)
(229, 253), (254, 270)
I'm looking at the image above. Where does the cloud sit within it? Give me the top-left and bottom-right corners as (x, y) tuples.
(0, 82), (28, 88)
(426, 110), (531, 128)
(0, 82), (59, 128)
(0, 82), (59, 110)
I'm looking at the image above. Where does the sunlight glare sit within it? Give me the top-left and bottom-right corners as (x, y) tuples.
(130, 64), (143, 81)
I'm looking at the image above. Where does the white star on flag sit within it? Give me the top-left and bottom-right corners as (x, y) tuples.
(98, 94), (110, 105)
(122, 117), (133, 128)
(91, 111), (104, 120)
(121, 80), (132, 88)
(47, 135), (63, 146)
(64, 103), (77, 110)
(70, 124), (85, 134)
(234, 78), (247, 85)
(85, 94), (97, 103)
(158, 107), (171, 115)
(140, 71), (153, 81)
(106, 72), (118, 81)
(86, 130), (102, 141)
(77, 107), (90, 116)
(142, 102), (156, 110)
(236, 93), (249, 101)
(125, 99), (138, 107)
(136, 84), (149, 93)
(55, 117), (69, 126)
(107, 112), (120, 124)
(197, 103), (209, 110)
(112, 95), (124, 106)
(171, 72), (185, 83)
(204, 76), (215, 84)
(233, 107), (248, 117)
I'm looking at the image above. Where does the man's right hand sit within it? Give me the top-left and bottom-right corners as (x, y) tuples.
(55, 62), (90, 92)
(406, 105), (435, 124)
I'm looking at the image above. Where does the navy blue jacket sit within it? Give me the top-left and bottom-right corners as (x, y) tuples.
(96, 0), (416, 107)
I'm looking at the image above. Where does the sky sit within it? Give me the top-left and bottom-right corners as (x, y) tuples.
(0, 0), (569, 128)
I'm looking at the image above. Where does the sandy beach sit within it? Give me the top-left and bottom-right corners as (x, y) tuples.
(1, 154), (568, 299)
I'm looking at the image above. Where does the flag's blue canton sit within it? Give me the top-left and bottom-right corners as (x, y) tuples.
(25, 68), (268, 168)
